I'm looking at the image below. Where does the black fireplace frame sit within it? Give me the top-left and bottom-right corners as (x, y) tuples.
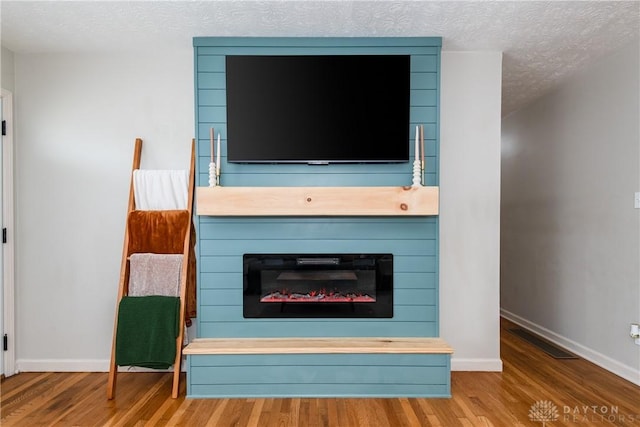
(243, 253), (393, 318)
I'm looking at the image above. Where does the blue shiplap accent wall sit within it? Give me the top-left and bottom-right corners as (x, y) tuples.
(189, 354), (451, 398)
(191, 38), (444, 397)
(194, 37), (440, 337)
(198, 217), (438, 337)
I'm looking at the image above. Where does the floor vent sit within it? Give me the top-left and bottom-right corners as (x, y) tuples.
(508, 328), (578, 359)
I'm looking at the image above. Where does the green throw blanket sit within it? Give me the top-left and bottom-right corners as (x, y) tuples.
(115, 296), (179, 369)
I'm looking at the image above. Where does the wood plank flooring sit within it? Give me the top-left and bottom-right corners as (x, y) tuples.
(2, 318), (639, 426)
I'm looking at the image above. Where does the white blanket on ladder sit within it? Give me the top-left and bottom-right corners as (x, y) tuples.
(133, 169), (189, 210)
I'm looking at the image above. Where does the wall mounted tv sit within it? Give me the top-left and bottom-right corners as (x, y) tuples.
(225, 55), (410, 164)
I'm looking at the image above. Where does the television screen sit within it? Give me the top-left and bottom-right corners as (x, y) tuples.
(225, 55), (410, 164)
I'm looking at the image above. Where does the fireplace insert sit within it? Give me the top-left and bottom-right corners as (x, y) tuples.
(243, 254), (393, 318)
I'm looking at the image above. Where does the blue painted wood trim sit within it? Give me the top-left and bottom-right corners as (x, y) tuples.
(194, 37), (442, 47)
(186, 353), (451, 398)
(434, 49), (441, 334)
(189, 385), (451, 399)
(192, 37), (445, 398)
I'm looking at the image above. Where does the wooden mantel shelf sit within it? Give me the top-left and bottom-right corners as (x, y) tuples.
(196, 186), (438, 217)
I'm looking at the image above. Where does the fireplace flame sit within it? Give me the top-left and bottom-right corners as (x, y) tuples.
(261, 290), (375, 303)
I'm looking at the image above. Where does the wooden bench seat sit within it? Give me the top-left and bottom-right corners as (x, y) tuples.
(183, 337), (453, 355)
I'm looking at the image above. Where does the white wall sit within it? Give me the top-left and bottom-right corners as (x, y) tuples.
(2, 46), (16, 92)
(440, 51), (503, 371)
(13, 49), (503, 372)
(14, 50), (194, 370)
(501, 40), (640, 385)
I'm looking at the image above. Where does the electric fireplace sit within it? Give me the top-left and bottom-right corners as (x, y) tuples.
(243, 254), (393, 318)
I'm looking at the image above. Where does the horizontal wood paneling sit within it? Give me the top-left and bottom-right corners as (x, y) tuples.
(196, 47), (440, 56)
(198, 219), (437, 239)
(198, 89), (226, 106)
(197, 72), (225, 89)
(202, 172), (439, 187)
(198, 157), (439, 175)
(189, 353), (449, 366)
(192, 37), (442, 397)
(198, 239), (437, 256)
(197, 55), (225, 72)
(411, 89), (437, 106)
(188, 353), (449, 398)
(190, 365), (447, 385)
(197, 321), (438, 338)
(193, 37), (442, 48)
(188, 383), (450, 398)
(199, 306), (435, 323)
(199, 216), (437, 225)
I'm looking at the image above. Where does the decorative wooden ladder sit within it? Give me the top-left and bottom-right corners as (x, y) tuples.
(107, 138), (196, 399)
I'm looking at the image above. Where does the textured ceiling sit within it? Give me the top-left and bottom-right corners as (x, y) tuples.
(1, 1), (638, 115)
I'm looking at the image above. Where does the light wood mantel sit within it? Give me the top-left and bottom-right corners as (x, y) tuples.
(196, 186), (439, 216)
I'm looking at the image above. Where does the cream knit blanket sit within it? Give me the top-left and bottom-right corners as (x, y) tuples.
(128, 253), (183, 297)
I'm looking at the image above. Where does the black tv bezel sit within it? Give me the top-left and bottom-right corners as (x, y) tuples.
(224, 54), (411, 165)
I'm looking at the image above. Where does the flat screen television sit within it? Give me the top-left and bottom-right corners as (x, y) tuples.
(225, 55), (410, 164)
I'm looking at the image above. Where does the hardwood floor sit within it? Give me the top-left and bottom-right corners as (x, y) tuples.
(2, 318), (639, 426)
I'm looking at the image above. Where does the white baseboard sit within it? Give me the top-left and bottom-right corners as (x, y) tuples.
(451, 358), (503, 372)
(17, 359), (109, 372)
(15, 359), (183, 373)
(501, 309), (640, 386)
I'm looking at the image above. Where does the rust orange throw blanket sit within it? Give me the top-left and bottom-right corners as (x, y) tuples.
(127, 210), (196, 325)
